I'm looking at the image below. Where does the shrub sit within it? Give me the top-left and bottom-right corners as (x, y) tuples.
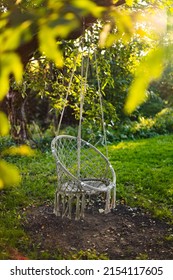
(130, 117), (156, 138)
(138, 91), (165, 118)
(108, 107), (173, 142)
(153, 108), (173, 134)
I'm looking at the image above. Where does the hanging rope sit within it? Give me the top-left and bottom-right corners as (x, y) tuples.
(94, 50), (108, 159)
(77, 37), (90, 178)
(56, 24), (108, 162)
(57, 54), (78, 136)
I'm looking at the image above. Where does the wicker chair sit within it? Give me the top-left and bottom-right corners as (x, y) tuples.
(51, 135), (116, 220)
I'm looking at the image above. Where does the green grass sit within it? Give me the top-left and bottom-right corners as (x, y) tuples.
(0, 151), (57, 259)
(109, 134), (173, 220)
(0, 134), (173, 259)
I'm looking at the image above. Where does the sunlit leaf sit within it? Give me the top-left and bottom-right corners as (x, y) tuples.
(124, 47), (165, 114)
(3, 145), (35, 156)
(71, 0), (105, 17)
(136, 28), (148, 38)
(0, 112), (10, 136)
(0, 53), (23, 100)
(125, 0), (134, 6)
(0, 21), (31, 52)
(99, 9), (135, 47)
(38, 25), (63, 67)
(0, 160), (21, 189)
(116, 11), (134, 42)
(0, 179), (3, 190)
(99, 23), (112, 48)
(0, 16), (8, 29)
(47, 0), (63, 9)
(53, 13), (79, 38)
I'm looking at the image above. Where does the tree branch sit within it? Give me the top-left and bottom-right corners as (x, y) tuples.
(16, 0), (126, 66)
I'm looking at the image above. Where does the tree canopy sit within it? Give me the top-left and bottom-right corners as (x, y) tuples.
(1, 0), (172, 108)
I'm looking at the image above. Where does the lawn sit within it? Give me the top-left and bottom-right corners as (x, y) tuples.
(0, 134), (173, 259)
(109, 134), (173, 220)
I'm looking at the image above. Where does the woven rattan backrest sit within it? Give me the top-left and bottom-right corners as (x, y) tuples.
(51, 135), (113, 182)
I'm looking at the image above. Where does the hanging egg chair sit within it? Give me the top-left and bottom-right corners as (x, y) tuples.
(51, 32), (116, 220)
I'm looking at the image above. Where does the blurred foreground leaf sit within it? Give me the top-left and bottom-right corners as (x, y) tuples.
(71, 0), (105, 17)
(2, 145), (35, 156)
(0, 112), (10, 136)
(124, 47), (165, 114)
(0, 160), (21, 189)
(125, 0), (134, 6)
(0, 53), (23, 100)
(38, 26), (64, 67)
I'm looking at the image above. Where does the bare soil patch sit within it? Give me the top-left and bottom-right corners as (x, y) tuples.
(21, 202), (173, 260)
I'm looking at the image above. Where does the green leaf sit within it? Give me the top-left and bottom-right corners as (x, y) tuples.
(125, 0), (134, 6)
(38, 25), (64, 67)
(71, 0), (105, 17)
(52, 14), (79, 38)
(2, 145), (35, 156)
(0, 160), (21, 189)
(101, 10), (134, 47)
(0, 53), (23, 100)
(124, 47), (165, 114)
(0, 21), (31, 52)
(0, 112), (9, 136)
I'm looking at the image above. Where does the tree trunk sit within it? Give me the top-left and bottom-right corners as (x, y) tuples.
(6, 90), (29, 143)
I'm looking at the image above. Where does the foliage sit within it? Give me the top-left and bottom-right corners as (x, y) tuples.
(10, 29), (151, 139)
(0, 116), (21, 188)
(0, 133), (34, 188)
(0, 112), (9, 136)
(121, 117), (157, 140)
(154, 107), (173, 134)
(0, 0), (105, 188)
(138, 90), (165, 118)
(1, 0), (172, 108)
(124, 47), (165, 114)
(3, 3), (171, 133)
(123, 107), (173, 139)
(151, 63), (173, 106)
(22, 101), (173, 146)
(98, 2), (173, 113)
(0, 0), (104, 99)
(96, 107), (173, 142)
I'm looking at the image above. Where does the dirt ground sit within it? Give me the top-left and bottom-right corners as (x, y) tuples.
(21, 200), (173, 260)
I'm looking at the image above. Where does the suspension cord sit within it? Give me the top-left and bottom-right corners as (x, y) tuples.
(57, 53), (78, 136)
(77, 35), (90, 178)
(94, 50), (108, 159)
